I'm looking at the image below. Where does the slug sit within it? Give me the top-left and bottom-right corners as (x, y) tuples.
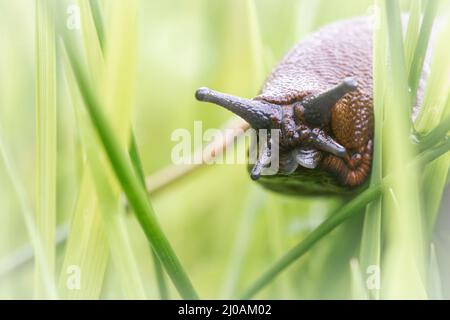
(195, 16), (427, 195)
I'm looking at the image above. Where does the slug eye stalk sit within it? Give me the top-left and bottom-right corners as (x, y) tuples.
(308, 128), (347, 158)
(195, 87), (282, 129)
(250, 141), (272, 181)
(302, 77), (358, 126)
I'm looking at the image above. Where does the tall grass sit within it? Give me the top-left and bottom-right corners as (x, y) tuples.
(73, 0), (168, 299)
(129, 134), (169, 299)
(381, 0), (425, 298)
(220, 187), (265, 299)
(35, 0), (57, 299)
(415, 5), (450, 237)
(359, 0), (386, 300)
(58, 48), (109, 299)
(59, 0), (151, 299)
(0, 126), (58, 298)
(62, 0), (198, 299)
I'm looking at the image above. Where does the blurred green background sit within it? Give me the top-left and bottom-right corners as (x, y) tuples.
(0, 0), (449, 299)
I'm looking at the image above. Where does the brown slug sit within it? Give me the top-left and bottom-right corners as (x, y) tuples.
(195, 16), (426, 195)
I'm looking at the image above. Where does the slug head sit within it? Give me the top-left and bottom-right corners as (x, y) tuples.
(195, 78), (358, 181)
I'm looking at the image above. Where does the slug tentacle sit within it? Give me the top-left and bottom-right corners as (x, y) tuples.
(308, 128), (347, 158)
(250, 141), (271, 180)
(302, 77), (358, 125)
(195, 87), (282, 129)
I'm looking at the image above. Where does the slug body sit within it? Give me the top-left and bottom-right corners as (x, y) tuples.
(196, 16), (426, 195)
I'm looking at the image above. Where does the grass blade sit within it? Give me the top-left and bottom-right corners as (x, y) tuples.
(129, 134), (169, 300)
(77, 0), (169, 299)
(350, 258), (368, 300)
(239, 185), (381, 299)
(62, 33), (199, 300)
(415, 11), (450, 134)
(77, 0), (104, 85)
(58, 171), (108, 299)
(409, 0), (440, 101)
(239, 140), (450, 299)
(404, 0), (421, 75)
(88, 0), (105, 50)
(381, 0), (426, 299)
(220, 188), (264, 299)
(35, 0), (57, 298)
(419, 102), (450, 152)
(65, 55), (147, 298)
(359, 0), (385, 300)
(295, 0), (321, 39)
(57, 53), (109, 299)
(415, 15), (450, 236)
(246, 0), (265, 89)
(0, 125), (58, 298)
(78, 0), (150, 299)
(428, 243), (443, 299)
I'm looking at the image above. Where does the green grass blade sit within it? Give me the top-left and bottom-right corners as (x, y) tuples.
(77, 0), (104, 85)
(239, 185), (381, 300)
(404, 0), (422, 75)
(62, 35), (199, 300)
(102, 0), (136, 143)
(382, 0), (426, 299)
(220, 188), (264, 299)
(58, 171), (109, 299)
(408, 0), (440, 100)
(0, 223), (67, 280)
(88, 0), (170, 299)
(62, 40), (148, 302)
(350, 258), (368, 300)
(428, 243), (443, 299)
(88, 0), (105, 50)
(421, 153), (450, 236)
(419, 105), (450, 152)
(66, 56), (147, 298)
(415, 17), (450, 236)
(415, 14), (450, 137)
(359, 0), (385, 300)
(295, 0), (321, 39)
(152, 251), (169, 299)
(57, 54), (109, 299)
(0, 125), (58, 298)
(129, 134), (169, 300)
(246, 0), (265, 89)
(102, 204), (147, 299)
(72, 0), (151, 299)
(263, 196), (294, 298)
(239, 140), (450, 299)
(35, 0), (57, 298)
(104, 0), (166, 298)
